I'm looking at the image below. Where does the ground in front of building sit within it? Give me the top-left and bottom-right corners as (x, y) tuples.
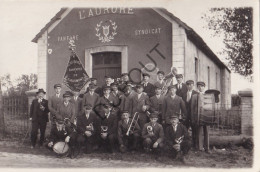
(0, 139), (252, 168)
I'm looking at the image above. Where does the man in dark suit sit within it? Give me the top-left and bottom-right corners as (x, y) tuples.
(174, 74), (188, 101)
(142, 73), (155, 97)
(77, 104), (101, 154)
(120, 83), (136, 114)
(98, 86), (118, 108)
(85, 78), (103, 96)
(162, 85), (187, 126)
(130, 84), (150, 129)
(118, 111), (141, 153)
(142, 112), (164, 154)
(154, 71), (166, 90)
(149, 85), (164, 123)
(48, 84), (63, 127)
(82, 83), (100, 109)
(70, 91), (83, 124)
(183, 80), (199, 147)
(118, 73), (130, 93)
(100, 76), (114, 97)
(47, 120), (78, 158)
(164, 114), (191, 162)
(56, 91), (76, 124)
(30, 89), (50, 148)
(110, 82), (124, 117)
(98, 104), (118, 153)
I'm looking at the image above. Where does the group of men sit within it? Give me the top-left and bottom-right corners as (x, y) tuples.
(29, 71), (209, 161)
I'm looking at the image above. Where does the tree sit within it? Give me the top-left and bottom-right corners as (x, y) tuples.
(16, 73), (38, 94)
(0, 74), (15, 96)
(202, 8), (253, 78)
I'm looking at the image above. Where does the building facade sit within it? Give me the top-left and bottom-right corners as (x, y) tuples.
(32, 7), (231, 106)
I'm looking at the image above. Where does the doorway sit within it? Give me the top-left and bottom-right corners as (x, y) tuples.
(92, 52), (121, 86)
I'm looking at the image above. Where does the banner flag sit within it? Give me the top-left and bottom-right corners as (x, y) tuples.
(63, 52), (89, 92)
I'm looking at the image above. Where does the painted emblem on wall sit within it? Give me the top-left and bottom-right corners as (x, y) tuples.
(95, 20), (117, 43)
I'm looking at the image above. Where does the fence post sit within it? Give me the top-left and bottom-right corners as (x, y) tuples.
(238, 89), (253, 136)
(0, 82), (5, 137)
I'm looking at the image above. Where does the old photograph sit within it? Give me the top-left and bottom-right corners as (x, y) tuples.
(0, 0), (258, 170)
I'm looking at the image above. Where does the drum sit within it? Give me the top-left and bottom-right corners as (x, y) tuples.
(53, 141), (70, 157)
(198, 93), (216, 125)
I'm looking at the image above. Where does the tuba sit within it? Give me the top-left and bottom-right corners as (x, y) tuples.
(147, 125), (153, 134)
(101, 126), (108, 134)
(126, 112), (139, 136)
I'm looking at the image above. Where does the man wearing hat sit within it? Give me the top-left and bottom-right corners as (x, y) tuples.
(84, 78), (102, 96)
(183, 80), (199, 148)
(110, 82), (125, 113)
(130, 84), (150, 129)
(77, 104), (101, 154)
(48, 84), (63, 128)
(100, 76), (114, 97)
(98, 85), (118, 107)
(162, 85), (186, 126)
(47, 119), (78, 158)
(56, 91), (76, 124)
(191, 81), (210, 152)
(154, 71), (166, 91)
(70, 91), (83, 124)
(98, 104), (118, 153)
(82, 83), (100, 111)
(164, 114), (191, 162)
(174, 74), (188, 101)
(149, 85), (164, 123)
(120, 83), (137, 113)
(118, 111), (141, 153)
(142, 112), (164, 154)
(118, 73), (130, 93)
(30, 89), (50, 148)
(142, 73), (155, 98)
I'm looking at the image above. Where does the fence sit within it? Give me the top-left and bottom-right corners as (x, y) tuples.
(1, 95), (29, 139)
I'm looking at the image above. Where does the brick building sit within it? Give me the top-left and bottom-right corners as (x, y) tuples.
(32, 7), (231, 107)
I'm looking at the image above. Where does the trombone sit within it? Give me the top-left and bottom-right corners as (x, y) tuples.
(126, 112), (139, 136)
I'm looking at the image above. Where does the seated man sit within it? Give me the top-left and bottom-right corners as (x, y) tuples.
(164, 114), (191, 162)
(77, 104), (101, 154)
(47, 120), (78, 158)
(142, 112), (164, 154)
(99, 104), (118, 153)
(118, 111), (141, 153)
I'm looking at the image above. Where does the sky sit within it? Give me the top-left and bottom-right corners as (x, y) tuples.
(0, 0), (258, 93)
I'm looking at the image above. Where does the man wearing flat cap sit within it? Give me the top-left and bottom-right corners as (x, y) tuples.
(162, 85), (187, 126)
(173, 74), (188, 101)
(77, 104), (101, 154)
(48, 84), (63, 129)
(84, 78), (102, 97)
(56, 91), (76, 124)
(142, 73), (155, 98)
(30, 89), (50, 148)
(110, 82), (125, 115)
(120, 83), (137, 114)
(191, 81), (210, 152)
(183, 80), (199, 148)
(82, 83), (100, 111)
(98, 85), (118, 109)
(130, 84), (150, 129)
(142, 112), (164, 154)
(154, 71), (166, 93)
(164, 114), (191, 162)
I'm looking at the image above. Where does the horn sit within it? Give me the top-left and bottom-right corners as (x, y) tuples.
(101, 126), (108, 133)
(147, 125), (153, 133)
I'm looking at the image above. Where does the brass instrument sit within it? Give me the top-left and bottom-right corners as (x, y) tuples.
(175, 135), (184, 144)
(126, 112), (139, 136)
(101, 126), (108, 134)
(86, 122), (94, 131)
(147, 125), (153, 134)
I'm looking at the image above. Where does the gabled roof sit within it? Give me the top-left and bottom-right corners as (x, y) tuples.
(32, 7), (230, 72)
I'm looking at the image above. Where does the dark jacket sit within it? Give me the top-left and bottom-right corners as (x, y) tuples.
(142, 82), (155, 97)
(174, 83), (188, 100)
(162, 95), (187, 124)
(48, 95), (63, 118)
(130, 92), (150, 115)
(100, 112), (118, 135)
(117, 118), (141, 145)
(77, 112), (101, 135)
(30, 98), (50, 123)
(149, 95), (164, 113)
(56, 102), (76, 123)
(82, 92), (100, 109)
(70, 96), (83, 117)
(142, 122), (164, 144)
(183, 90), (199, 120)
(165, 123), (190, 146)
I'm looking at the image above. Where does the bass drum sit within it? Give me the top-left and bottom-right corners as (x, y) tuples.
(53, 141), (70, 157)
(198, 93), (216, 125)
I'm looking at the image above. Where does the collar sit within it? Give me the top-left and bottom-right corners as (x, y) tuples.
(104, 95), (109, 99)
(85, 113), (90, 119)
(105, 112), (110, 118)
(74, 96), (78, 100)
(56, 93), (60, 97)
(64, 102), (69, 106)
(156, 94), (161, 98)
(171, 94), (176, 99)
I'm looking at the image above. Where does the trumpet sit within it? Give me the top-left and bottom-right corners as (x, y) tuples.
(126, 112), (139, 136)
(101, 126), (108, 134)
(147, 125), (153, 134)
